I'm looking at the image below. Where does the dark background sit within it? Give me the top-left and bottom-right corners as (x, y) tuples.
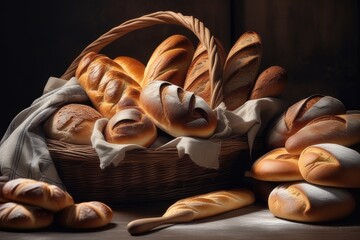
(1, 0), (359, 136)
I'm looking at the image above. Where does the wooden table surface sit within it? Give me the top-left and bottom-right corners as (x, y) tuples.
(1, 201), (359, 240)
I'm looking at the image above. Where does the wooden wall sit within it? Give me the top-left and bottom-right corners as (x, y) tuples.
(1, 0), (358, 136)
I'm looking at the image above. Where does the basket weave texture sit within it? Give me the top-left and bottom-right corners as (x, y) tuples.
(48, 11), (259, 204)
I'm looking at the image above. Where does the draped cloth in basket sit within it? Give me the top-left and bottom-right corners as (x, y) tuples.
(0, 76), (286, 189)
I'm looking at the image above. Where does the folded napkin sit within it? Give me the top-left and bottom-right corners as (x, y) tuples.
(0, 77), (286, 189)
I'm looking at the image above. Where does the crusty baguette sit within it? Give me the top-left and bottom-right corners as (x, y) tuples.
(249, 65), (287, 100)
(139, 80), (217, 138)
(142, 34), (195, 88)
(298, 143), (360, 188)
(104, 107), (157, 147)
(0, 202), (54, 230)
(222, 31), (262, 111)
(250, 147), (303, 182)
(43, 103), (103, 145)
(2, 178), (74, 212)
(285, 113), (360, 154)
(268, 182), (356, 222)
(57, 201), (113, 229)
(266, 95), (346, 149)
(184, 38), (226, 105)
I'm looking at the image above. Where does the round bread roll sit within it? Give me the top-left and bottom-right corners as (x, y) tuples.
(266, 95), (346, 149)
(2, 178), (74, 212)
(250, 147), (303, 181)
(139, 80), (217, 138)
(0, 202), (54, 230)
(43, 103), (103, 145)
(298, 143), (360, 188)
(104, 107), (157, 147)
(57, 201), (113, 229)
(268, 182), (356, 222)
(285, 113), (360, 154)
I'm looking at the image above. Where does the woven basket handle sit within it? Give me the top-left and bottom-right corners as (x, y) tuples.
(61, 11), (223, 108)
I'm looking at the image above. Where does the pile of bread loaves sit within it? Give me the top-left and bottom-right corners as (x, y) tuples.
(250, 94), (360, 222)
(43, 31), (287, 147)
(0, 177), (113, 230)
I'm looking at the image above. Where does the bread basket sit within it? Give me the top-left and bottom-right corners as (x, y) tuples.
(47, 11), (262, 204)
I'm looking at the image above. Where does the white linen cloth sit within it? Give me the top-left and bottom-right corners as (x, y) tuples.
(0, 77), (286, 189)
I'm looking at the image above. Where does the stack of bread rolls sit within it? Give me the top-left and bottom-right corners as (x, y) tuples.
(249, 95), (360, 223)
(0, 177), (113, 231)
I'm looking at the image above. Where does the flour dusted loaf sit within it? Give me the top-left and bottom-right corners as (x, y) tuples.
(184, 38), (226, 105)
(250, 147), (303, 182)
(43, 103), (103, 145)
(142, 34), (195, 87)
(266, 95), (346, 149)
(0, 202), (54, 230)
(285, 113), (360, 154)
(298, 143), (360, 188)
(2, 178), (74, 212)
(223, 31), (262, 111)
(57, 201), (113, 229)
(75, 52), (142, 119)
(268, 182), (356, 222)
(139, 80), (217, 138)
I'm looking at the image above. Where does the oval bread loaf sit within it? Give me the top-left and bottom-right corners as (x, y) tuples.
(2, 178), (74, 212)
(0, 202), (54, 230)
(298, 143), (360, 188)
(57, 201), (113, 229)
(268, 182), (356, 222)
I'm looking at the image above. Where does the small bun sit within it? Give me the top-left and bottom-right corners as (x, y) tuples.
(250, 148), (303, 182)
(298, 143), (360, 188)
(57, 201), (113, 229)
(2, 178), (74, 212)
(268, 182), (356, 222)
(0, 202), (54, 230)
(43, 103), (103, 145)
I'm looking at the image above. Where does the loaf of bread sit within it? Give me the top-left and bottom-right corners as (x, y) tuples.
(285, 113), (360, 154)
(57, 201), (113, 229)
(43, 103), (103, 145)
(142, 34), (195, 87)
(139, 80), (217, 138)
(298, 143), (360, 188)
(266, 95), (346, 149)
(222, 31), (262, 111)
(184, 38), (226, 105)
(0, 202), (54, 230)
(104, 107), (157, 147)
(249, 65), (287, 100)
(250, 147), (303, 182)
(268, 182), (356, 222)
(113, 56), (145, 86)
(75, 52), (142, 119)
(2, 178), (74, 212)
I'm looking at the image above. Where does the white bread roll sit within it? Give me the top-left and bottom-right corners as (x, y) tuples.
(2, 178), (74, 212)
(139, 80), (217, 138)
(0, 202), (54, 230)
(285, 113), (360, 154)
(184, 38), (226, 105)
(57, 201), (113, 229)
(223, 31), (262, 111)
(249, 65), (287, 100)
(298, 143), (360, 188)
(250, 147), (303, 182)
(142, 34), (195, 88)
(268, 182), (356, 222)
(76, 52), (142, 119)
(43, 103), (103, 145)
(266, 95), (346, 149)
(104, 107), (157, 147)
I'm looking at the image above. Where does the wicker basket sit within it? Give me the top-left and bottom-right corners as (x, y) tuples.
(48, 11), (262, 204)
